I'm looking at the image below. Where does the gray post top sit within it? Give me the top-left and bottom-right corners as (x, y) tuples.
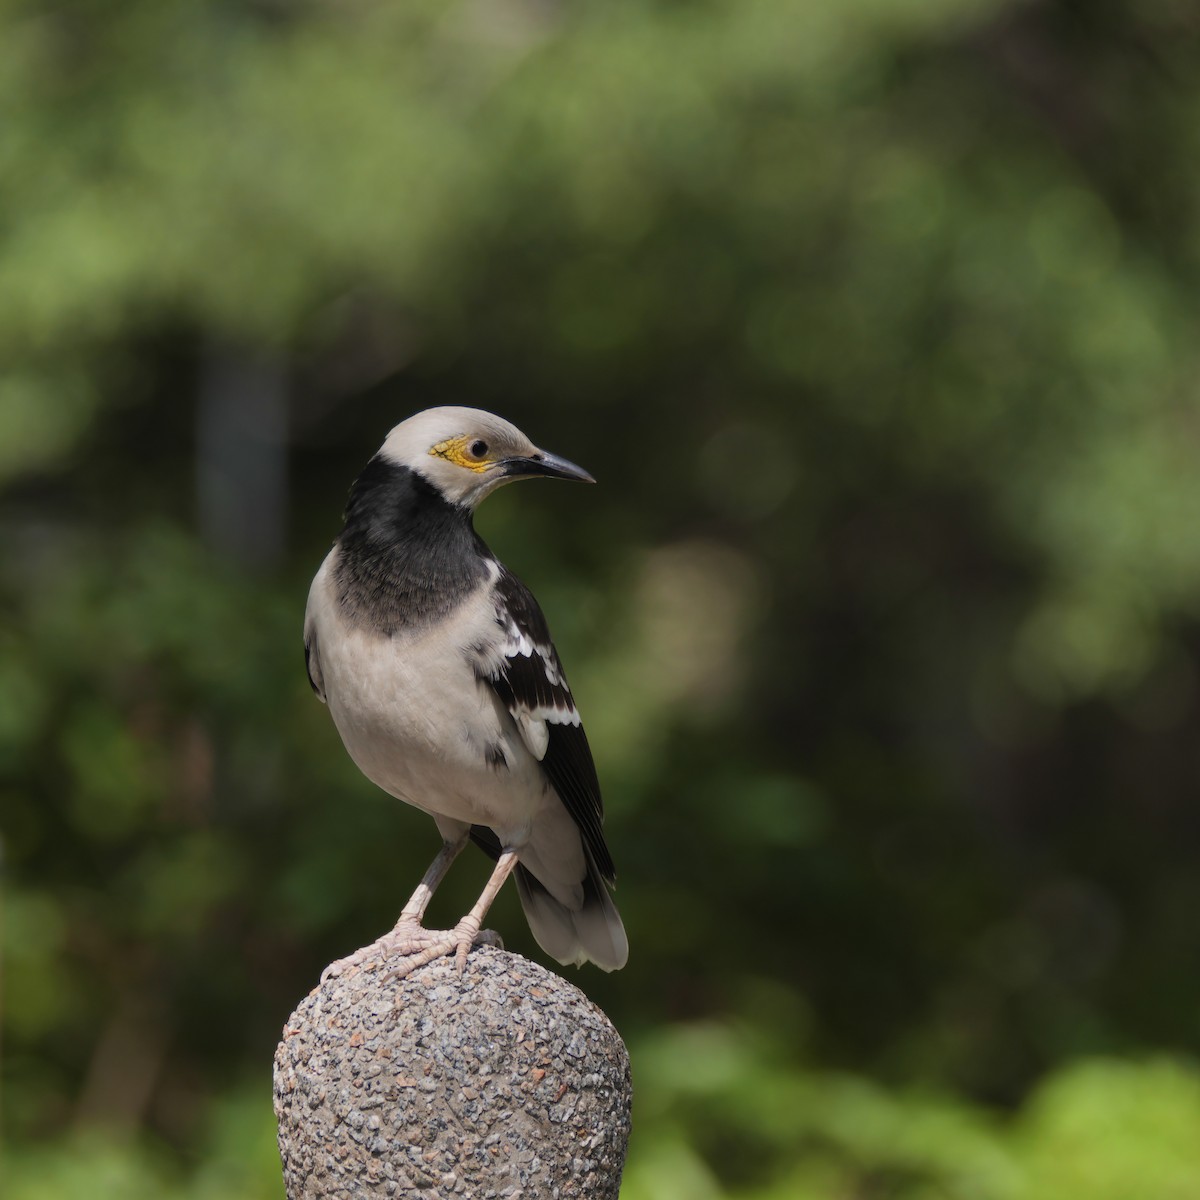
(274, 945), (632, 1198)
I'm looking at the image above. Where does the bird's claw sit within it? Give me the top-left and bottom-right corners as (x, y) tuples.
(321, 919), (503, 986)
(319, 944), (373, 983)
(382, 919), (503, 983)
(319, 920), (431, 983)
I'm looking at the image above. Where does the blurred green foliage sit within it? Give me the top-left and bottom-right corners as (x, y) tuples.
(5, 0), (1200, 1195)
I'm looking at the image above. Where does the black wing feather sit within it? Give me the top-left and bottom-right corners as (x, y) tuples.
(481, 567), (615, 883)
(304, 629), (325, 701)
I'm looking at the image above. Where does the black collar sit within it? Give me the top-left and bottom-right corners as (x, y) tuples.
(333, 457), (491, 634)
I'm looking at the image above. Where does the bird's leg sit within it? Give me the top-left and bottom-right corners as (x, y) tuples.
(390, 833), (469, 934)
(384, 850), (519, 983)
(320, 834), (470, 982)
(450, 849), (518, 972)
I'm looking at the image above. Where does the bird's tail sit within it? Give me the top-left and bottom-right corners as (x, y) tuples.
(514, 850), (628, 972)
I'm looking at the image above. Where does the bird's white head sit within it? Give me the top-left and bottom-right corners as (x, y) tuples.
(379, 406), (594, 509)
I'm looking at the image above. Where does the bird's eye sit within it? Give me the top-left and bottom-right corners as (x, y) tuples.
(468, 440), (489, 459)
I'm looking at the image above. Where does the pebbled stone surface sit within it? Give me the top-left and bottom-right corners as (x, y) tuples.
(274, 945), (632, 1199)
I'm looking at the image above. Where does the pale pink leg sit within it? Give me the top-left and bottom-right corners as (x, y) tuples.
(383, 850), (519, 982)
(320, 834), (472, 982)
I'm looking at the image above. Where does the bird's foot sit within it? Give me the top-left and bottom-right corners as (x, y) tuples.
(320, 919), (502, 985)
(381, 915), (504, 983)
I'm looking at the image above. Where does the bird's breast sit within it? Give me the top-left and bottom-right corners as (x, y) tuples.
(308, 561), (546, 836)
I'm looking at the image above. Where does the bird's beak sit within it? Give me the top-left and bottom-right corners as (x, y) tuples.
(500, 450), (596, 484)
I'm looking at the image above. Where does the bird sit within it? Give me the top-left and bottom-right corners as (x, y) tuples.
(304, 406), (628, 981)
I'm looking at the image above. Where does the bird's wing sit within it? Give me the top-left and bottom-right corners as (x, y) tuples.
(303, 590), (327, 703)
(474, 566), (614, 882)
(304, 633), (325, 702)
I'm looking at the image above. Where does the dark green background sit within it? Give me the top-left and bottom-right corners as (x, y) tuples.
(5, 1), (1200, 1195)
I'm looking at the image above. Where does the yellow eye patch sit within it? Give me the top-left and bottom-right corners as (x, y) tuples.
(429, 435), (493, 473)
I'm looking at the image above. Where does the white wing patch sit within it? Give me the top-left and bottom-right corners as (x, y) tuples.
(517, 712), (551, 761)
(494, 610), (582, 765)
(474, 563), (614, 881)
(471, 576), (583, 765)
